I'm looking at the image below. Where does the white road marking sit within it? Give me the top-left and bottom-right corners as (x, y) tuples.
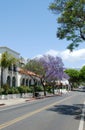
(78, 101), (85, 130)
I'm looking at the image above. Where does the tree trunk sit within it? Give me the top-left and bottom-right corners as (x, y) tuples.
(33, 85), (36, 98)
(1, 67), (4, 87)
(40, 78), (46, 96)
(52, 86), (55, 94)
(43, 85), (46, 96)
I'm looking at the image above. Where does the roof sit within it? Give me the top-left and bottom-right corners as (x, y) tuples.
(0, 46), (20, 55)
(18, 68), (40, 78)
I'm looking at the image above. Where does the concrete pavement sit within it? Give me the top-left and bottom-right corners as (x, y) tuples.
(0, 96), (59, 107)
(0, 97), (36, 107)
(0, 91), (68, 107)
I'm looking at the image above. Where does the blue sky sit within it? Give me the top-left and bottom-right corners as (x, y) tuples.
(0, 0), (85, 68)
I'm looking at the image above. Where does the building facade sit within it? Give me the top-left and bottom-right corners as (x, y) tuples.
(0, 47), (41, 87)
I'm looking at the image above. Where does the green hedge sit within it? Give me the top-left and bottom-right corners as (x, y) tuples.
(1, 84), (43, 95)
(8, 87), (19, 94)
(0, 88), (4, 95)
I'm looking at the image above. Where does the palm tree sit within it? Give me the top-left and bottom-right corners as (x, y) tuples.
(0, 51), (18, 87)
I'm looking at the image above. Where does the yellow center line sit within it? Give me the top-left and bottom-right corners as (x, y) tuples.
(0, 94), (76, 129)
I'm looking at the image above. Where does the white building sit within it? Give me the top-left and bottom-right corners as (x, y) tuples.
(0, 46), (41, 87)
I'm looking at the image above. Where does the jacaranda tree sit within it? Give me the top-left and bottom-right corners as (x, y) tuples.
(25, 55), (69, 96)
(38, 55), (69, 95)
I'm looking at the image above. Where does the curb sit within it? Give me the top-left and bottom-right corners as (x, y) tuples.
(0, 94), (63, 107)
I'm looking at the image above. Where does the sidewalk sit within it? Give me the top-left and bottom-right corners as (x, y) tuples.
(0, 97), (36, 107)
(0, 93), (65, 107)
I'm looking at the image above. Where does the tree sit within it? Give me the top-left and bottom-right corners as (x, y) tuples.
(0, 52), (18, 87)
(39, 55), (69, 95)
(25, 55), (68, 96)
(80, 66), (85, 82)
(24, 59), (45, 76)
(49, 0), (85, 51)
(65, 68), (80, 89)
(24, 59), (45, 97)
(39, 55), (65, 80)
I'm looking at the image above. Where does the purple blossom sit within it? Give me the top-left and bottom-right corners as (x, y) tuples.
(38, 55), (68, 81)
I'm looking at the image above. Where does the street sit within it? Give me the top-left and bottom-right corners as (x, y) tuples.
(0, 91), (85, 130)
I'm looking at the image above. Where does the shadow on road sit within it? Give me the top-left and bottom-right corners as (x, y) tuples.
(72, 89), (85, 92)
(47, 104), (85, 121)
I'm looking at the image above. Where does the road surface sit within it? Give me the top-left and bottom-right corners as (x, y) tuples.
(0, 91), (85, 130)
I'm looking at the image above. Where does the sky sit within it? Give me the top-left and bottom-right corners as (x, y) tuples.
(0, 0), (85, 68)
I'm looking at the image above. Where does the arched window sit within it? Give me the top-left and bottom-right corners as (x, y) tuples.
(21, 78), (25, 86)
(12, 77), (16, 87)
(7, 76), (11, 86)
(29, 79), (32, 86)
(26, 79), (28, 86)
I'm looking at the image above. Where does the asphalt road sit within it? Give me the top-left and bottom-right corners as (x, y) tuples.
(0, 91), (85, 130)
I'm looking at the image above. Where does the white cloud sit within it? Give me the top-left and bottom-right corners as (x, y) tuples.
(45, 49), (85, 62)
(45, 49), (59, 56)
(36, 48), (85, 68)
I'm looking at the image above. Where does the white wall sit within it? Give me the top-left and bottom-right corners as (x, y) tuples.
(0, 47), (20, 59)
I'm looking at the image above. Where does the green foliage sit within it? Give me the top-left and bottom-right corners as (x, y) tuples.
(0, 51), (18, 68)
(0, 88), (4, 95)
(2, 85), (20, 95)
(0, 85), (43, 95)
(35, 86), (43, 92)
(49, 0), (85, 51)
(24, 59), (45, 76)
(65, 69), (79, 81)
(65, 69), (80, 88)
(46, 86), (53, 93)
(8, 87), (19, 94)
(0, 52), (18, 87)
(80, 66), (85, 81)
(27, 86), (33, 93)
(2, 84), (9, 95)
(18, 86), (30, 94)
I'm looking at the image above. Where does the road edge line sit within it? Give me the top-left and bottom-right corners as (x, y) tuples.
(78, 101), (85, 130)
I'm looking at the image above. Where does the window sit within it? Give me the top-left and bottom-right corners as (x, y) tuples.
(12, 77), (16, 87)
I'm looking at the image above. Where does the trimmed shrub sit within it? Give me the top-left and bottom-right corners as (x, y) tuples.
(18, 86), (30, 94)
(35, 85), (43, 92)
(8, 87), (19, 94)
(2, 84), (9, 95)
(0, 88), (4, 95)
(46, 86), (53, 93)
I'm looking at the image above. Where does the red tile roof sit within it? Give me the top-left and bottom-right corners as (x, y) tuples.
(18, 68), (40, 78)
